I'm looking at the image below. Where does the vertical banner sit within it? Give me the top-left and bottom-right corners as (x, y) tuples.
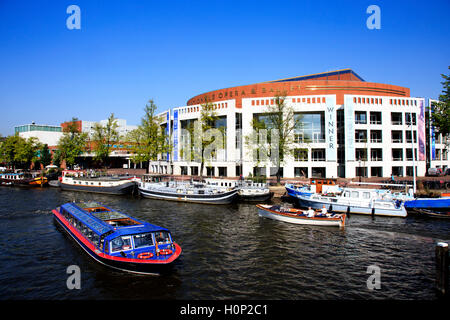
(166, 110), (170, 161)
(325, 96), (337, 161)
(418, 99), (426, 161)
(344, 96), (355, 161)
(173, 109), (179, 161)
(429, 99), (436, 160)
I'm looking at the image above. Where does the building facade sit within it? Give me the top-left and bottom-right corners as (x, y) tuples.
(15, 122), (63, 147)
(151, 69), (449, 178)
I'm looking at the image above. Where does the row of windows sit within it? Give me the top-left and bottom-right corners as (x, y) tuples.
(178, 102), (229, 115)
(353, 97), (383, 105)
(355, 148), (418, 161)
(353, 97), (418, 107)
(357, 166), (418, 178)
(291, 97), (326, 104)
(354, 111), (416, 125)
(60, 208), (102, 249)
(390, 98), (418, 106)
(354, 129), (417, 143)
(14, 124), (62, 133)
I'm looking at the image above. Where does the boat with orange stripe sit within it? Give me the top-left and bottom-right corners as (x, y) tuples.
(52, 201), (181, 275)
(256, 204), (346, 228)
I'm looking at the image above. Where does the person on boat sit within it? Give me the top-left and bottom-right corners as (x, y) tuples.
(321, 205), (328, 215)
(306, 207), (315, 217)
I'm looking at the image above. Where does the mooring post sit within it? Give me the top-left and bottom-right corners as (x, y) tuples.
(436, 242), (449, 297)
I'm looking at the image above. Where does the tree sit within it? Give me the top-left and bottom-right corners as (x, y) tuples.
(39, 144), (52, 168)
(91, 113), (119, 167)
(56, 117), (88, 168)
(0, 134), (41, 169)
(430, 66), (450, 138)
(245, 92), (299, 184)
(190, 99), (223, 177)
(125, 100), (171, 173)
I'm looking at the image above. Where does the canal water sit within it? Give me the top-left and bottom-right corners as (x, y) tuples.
(0, 187), (448, 300)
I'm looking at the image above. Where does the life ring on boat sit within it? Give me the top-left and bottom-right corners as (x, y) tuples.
(159, 248), (173, 255)
(137, 252), (154, 259)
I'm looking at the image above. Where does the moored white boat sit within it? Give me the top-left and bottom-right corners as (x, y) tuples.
(138, 175), (238, 204)
(256, 204), (346, 227)
(59, 170), (136, 195)
(296, 187), (407, 217)
(205, 178), (273, 202)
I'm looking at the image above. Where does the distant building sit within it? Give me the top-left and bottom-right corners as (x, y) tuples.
(61, 118), (137, 137)
(15, 122), (63, 147)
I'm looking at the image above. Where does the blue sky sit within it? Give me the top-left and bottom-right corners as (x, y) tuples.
(0, 0), (449, 136)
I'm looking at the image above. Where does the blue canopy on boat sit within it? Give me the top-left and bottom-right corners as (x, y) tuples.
(404, 197), (450, 209)
(61, 203), (114, 236)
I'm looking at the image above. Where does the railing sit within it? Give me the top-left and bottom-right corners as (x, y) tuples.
(370, 138), (382, 143)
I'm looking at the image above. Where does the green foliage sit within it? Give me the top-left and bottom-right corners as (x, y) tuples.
(0, 134), (41, 169)
(125, 100), (171, 172)
(39, 144), (52, 168)
(191, 100), (223, 176)
(430, 66), (450, 138)
(91, 113), (119, 167)
(245, 92), (299, 184)
(56, 117), (88, 167)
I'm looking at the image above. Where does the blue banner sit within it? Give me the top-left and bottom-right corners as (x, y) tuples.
(173, 109), (178, 161)
(166, 110), (170, 161)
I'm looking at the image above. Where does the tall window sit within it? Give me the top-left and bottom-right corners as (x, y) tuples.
(294, 112), (325, 143)
(294, 148), (308, 161)
(355, 111), (367, 124)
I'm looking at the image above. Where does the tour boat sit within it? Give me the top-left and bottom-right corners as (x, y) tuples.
(295, 187), (407, 217)
(205, 178), (273, 202)
(0, 171), (48, 187)
(59, 170), (136, 195)
(52, 201), (182, 275)
(256, 204), (346, 228)
(138, 175), (238, 204)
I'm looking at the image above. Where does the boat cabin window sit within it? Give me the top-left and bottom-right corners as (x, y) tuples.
(155, 231), (171, 245)
(362, 192), (371, 199)
(111, 236), (133, 252)
(351, 191), (359, 198)
(344, 191), (350, 198)
(133, 233), (154, 248)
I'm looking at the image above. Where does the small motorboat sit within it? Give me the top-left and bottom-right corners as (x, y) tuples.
(53, 201), (182, 275)
(256, 204), (346, 228)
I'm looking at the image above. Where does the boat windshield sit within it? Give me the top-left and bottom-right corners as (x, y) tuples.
(111, 235), (132, 252)
(133, 233), (154, 248)
(155, 231), (171, 245)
